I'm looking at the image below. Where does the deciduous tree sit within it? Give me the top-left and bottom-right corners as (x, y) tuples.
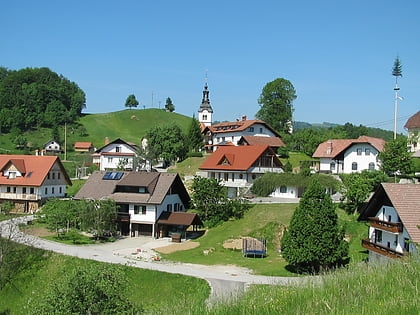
(379, 137), (413, 176)
(124, 94), (139, 109)
(256, 78), (296, 134)
(281, 178), (348, 273)
(164, 97), (175, 112)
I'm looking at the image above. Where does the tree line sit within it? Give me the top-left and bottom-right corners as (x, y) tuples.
(0, 67), (86, 133)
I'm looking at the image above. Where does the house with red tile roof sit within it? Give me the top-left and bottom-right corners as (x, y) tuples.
(312, 136), (385, 174)
(92, 138), (139, 171)
(75, 171), (200, 238)
(358, 183), (420, 263)
(237, 135), (285, 151)
(404, 111), (420, 152)
(0, 155), (71, 213)
(198, 145), (283, 198)
(74, 141), (94, 153)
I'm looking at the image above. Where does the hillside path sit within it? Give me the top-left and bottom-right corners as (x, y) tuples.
(1, 216), (309, 305)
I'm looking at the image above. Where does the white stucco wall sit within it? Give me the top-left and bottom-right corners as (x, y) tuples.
(212, 123), (277, 148)
(343, 143), (380, 173)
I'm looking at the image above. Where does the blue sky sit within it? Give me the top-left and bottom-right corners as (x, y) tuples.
(2, 1), (419, 133)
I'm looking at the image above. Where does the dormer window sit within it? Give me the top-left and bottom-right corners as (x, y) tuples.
(9, 172), (16, 179)
(138, 187), (146, 193)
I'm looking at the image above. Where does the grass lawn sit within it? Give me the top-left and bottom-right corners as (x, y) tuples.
(162, 203), (367, 276)
(168, 156), (207, 178)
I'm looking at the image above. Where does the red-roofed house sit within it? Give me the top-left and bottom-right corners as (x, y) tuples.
(404, 111), (420, 152)
(199, 145), (283, 198)
(74, 141), (94, 153)
(312, 136), (385, 174)
(92, 138), (139, 171)
(0, 155), (72, 212)
(237, 135), (285, 151)
(202, 116), (283, 152)
(358, 183), (420, 263)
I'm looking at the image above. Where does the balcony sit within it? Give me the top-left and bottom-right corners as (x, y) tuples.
(368, 217), (403, 233)
(117, 212), (130, 222)
(361, 238), (405, 259)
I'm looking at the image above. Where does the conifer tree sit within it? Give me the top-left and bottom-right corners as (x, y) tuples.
(281, 178), (348, 273)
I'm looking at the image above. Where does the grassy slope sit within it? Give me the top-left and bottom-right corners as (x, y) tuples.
(162, 204), (367, 276)
(0, 109), (193, 154)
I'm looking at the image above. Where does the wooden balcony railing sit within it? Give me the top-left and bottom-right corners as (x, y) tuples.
(361, 238), (405, 259)
(368, 217), (403, 233)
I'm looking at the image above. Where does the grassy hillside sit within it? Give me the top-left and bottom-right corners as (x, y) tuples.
(79, 108), (192, 148)
(0, 109), (193, 154)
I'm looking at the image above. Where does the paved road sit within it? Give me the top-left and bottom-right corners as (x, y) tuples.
(1, 216), (308, 305)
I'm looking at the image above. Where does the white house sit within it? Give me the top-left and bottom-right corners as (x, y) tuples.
(44, 139), (62, 154)
(92, 138), (139, 171)
(75, 171), (201, 238)
(312, 136), (385, 174)
(404, 111), (420, 152)
(202, 116), (283, 152)
(358, 183), (420, 263)
(0, 154), (71, 212)
(198, 145), (283, 198)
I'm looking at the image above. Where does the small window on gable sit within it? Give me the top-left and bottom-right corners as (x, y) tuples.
(365, 148), (370, 155)
(357, 148), (362, 155)
(9, 172), (16, 179)
(52, 173), (55, 180)
(116, 146), (121, 153)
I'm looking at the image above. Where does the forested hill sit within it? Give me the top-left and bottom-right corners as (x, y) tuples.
(0, 67), (85, 133)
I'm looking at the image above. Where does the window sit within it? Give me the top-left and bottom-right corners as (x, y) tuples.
(59, 187), (62, 194)
(224, 173), (229, 181)
(13, 187), (16, 193)
(231, 173), (234, 182)
(368, 162), (375, 170)
(352, 162), (358, 171)
(8, 172), (16, 179)
(52, 187), (55, 194)
(6, 187), (10, 193)
(142, 206), (146, 215)
(47, 173), (50, 179)
(108, 157), (113, 163)
(22, 187), (26, 194)
(138, 187), (146, 193)
(357, 148), (362, 155)
(45, 187), (48, 195)
(260, 127), (263, 133)
(134, 205), (146, 214)
(280, 186), (287, 193)
(52, 173), (55, 180)
(374, 229), (382, 243)
(394, 235), (398, 246)
(58, 173), (61, 179)
(116, 146), (121, 153)
(330, 162), (336, 171)
(222, 137), (225, 142)
(249, 127), (254, 132)
(167, 204), (172, 212)
(365, 148), (370, 155)
(30, 187), (34, 194)
(404, 238), (410, 252)
(203, 114), (207, 120)
(239, 173), (243, 179)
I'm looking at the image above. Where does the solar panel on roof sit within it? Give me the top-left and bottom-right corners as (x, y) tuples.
(103, 171), (124, 180)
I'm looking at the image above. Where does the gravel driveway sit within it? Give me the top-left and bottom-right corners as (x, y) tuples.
(1, 216), (307, 305)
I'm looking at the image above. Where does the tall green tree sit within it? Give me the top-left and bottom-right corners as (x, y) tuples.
(256, 78), (297, 134)
(190, 176), (250, 227)
(281, 178), (348, 273)
(379, 137), (413, 176)
(186, 115), (204, 152)
(124, 94), (139, 109)
(145, 124), (187, 166)
(164, 97), (175, 112)
(31, 264), (142, 314)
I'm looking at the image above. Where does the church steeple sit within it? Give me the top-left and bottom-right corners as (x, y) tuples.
(198, 80), (213, 127)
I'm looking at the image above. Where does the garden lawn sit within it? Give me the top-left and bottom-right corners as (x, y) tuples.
(162, 203), (368, 276)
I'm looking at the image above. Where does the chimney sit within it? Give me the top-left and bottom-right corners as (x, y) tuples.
(242, 115), (247, 121)
(326, 141), (333, 155)
(105, 137), (110, 145)
(35, 149), (39, 156)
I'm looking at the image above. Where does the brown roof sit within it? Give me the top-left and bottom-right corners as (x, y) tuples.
(94, 138), (139, 154)
(199, 145), (282, 171)
(75, 171), (190, 206)
(404, 111), (420, 129)
(238, 135), (285, 148)
(0, 155), (71, 187)
(74, 142), (93, 149)
(157, 212), (203, 226)
(359, 183), (420, 244)
(312, 136), (385, 158)
(203, 119), (280, 137)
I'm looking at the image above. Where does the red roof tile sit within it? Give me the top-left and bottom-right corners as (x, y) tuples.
(74, 142), (93, 149)
(238, 135), (285, 147)
(199, 145), (282, 171)
(204, 119), (280, 137)
(312, 136), (385, 158)
(0, 155), (71, 187)
(404, 111), (420, 129)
